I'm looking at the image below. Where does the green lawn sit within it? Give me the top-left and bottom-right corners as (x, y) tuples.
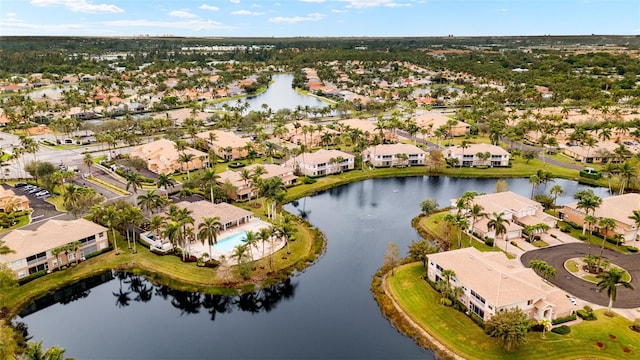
(387, 263), (639, 360)
(566, 260), (580, 273)
(3, 213), (322, 318)
(557, 221), (633, 254)
(418, 211), (500, 253)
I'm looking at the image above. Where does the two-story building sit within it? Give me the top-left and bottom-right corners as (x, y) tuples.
(560, 193), (639, 243)
(285, 149), (355, 177)
(0, 186), (30, 213)
(0, 219), (109, 279)
(196, 130), (251, 161)
(362, 143), (427, 167)
(443, 143), (510, 167)
(216, 164), (298, 201)
(427, 247), (574, 322)
(130, 138), (208, 175)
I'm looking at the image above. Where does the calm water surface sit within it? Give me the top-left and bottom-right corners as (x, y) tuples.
(19, 177), (608, 359)
(217, 73), (330, 113)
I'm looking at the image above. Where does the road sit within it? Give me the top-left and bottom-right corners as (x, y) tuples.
(521, 243), (640, 308)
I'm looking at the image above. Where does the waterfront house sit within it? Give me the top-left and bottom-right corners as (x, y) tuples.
(285, 149), (355, 177)
(363, 143), (427, 167)
(443, 143), (510, 167)
(196, 130), (251, 161)
(427, 247), (574, 321)
(0, 218), (109, 279)
(216, 164), (298, 201)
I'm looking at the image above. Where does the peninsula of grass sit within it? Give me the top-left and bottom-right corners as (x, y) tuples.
(380, 262), (638, 360)
(2, 213), (324, 319)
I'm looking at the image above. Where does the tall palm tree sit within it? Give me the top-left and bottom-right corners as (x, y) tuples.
(178, 152), (196, 180)
(597, 217), (617, 270)
(576, 194), (602, 235)
(549, 184), (563, 209)
(199, 168), (219, 204)
(103, 207), (121, 255)
(584, 214), (597, 259)
(596, 268), (634, 315)
(197, 216), (222, 260)
(83, 152), (93, 175)
(487, 212), (508, 249)
(242, 230), (260, 262)
(469, 203), (487, 235)
(628, 209), (640, 249)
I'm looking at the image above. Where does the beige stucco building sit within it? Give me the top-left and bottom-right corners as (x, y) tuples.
(443, 143), (510, 167)
(427, 247), (574, 321)
(130, 139), (208, 175)
(0, 187), (30, 213)
(216, 164), (298, 201)
(0, 218), (109, 279)
(196, 130), (251, 161)
(284, 149), (355, 177)
(363, 143), (427, 167)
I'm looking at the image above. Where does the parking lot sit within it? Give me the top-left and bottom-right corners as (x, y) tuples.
(5, 183), (67, 222)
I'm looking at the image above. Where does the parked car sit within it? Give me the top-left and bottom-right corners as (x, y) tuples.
(14, 182), (28, 188)
(35, 190), (49, 197)
(28, 187), (42, 194)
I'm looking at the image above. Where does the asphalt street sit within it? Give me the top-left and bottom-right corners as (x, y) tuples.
(521, 243), (640, 308)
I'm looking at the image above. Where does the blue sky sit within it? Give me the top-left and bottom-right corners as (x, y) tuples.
(1, 0), (638, 37)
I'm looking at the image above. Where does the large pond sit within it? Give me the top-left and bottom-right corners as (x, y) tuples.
(216, 73), (331, 113)
(18, 177), (608, 359)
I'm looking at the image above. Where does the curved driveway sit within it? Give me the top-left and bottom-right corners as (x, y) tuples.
(521, 243), (640, 308)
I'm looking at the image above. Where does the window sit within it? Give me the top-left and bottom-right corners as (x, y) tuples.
(99, 232), (105, 238)
(470, 290), (486, 305)
(527, 299), (533, 305)
(68, 253), (76, 261)
(18, 271), (26, 279)
(470, 302), (485, 318)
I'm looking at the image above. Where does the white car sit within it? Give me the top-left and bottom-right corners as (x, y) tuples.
(568, 297), (577, 305)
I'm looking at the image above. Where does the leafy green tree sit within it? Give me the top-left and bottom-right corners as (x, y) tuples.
(420, 198), (439, 215)
(597, 268), (634, 315)
(408, 240), (436, 269)
(0, 263), (18, 307)
(485, 307), (530, 352)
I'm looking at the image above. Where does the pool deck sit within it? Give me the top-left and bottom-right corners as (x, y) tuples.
(189, 218), (286, 265)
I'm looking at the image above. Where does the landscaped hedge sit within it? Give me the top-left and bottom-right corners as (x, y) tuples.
(552, 313), (577, 325)
(627, 246), (638, 253)
(17, 270), (47, 285)
(228, 162), (245, 169)
(551, 325), (571, 335)
(577, 309), (597, 321)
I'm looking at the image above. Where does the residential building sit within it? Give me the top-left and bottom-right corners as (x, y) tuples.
(0, 219), (109, 279)
(560, 193), (640, 243)
(427, 247), (574, 321)
(563, 141), (630, 163)
(130, 139), (208, 175)
(285, 149), (355, 177)
(0, 186), (30, 213)
(339, 118), (397, 142)
(452, 191), (557, 241)
(217, 164), (298, 201)
(196, 130), (251, 161)
(363, 143), (427, 167)
(412, 113), (470, 137)
(443, 144), (510, 167)
(173, 200), (253, 231)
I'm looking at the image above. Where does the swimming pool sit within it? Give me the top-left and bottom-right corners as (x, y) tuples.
(214, 231), (248, 253)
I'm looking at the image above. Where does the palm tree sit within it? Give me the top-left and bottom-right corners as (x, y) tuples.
(549, 184), (563, 209)
(178, 152), (196, 180)
(596, 217), (617, 270)
(468, 203), (487, 236)
(156, 173), (175, 198)
(200, 168), (219, 204)
(83, 153), (93, 175)
(103, 207), (121, 255)
(628, 209), (640, 249)
(137, 189), (162, 216)
(576, 194), (602, 235)
(584, 214), (597, 259)
(24, 340), (68, 360)
(487, 212), (508, 249)
(242, 230), (259, 261)
(197, 216), (222, 260)
(125, 171), (143, 194)
(596, 268), (634, 315)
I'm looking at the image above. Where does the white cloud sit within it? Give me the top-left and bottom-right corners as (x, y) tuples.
(500, 8), (508, 12)
(103, 19), (231, 31)
(30, 0), (124, 14)
(170, 10), (199, 19)
(331, 9), (347, 13)
(230, 0), (240, 3)
(232, 10), (264, 16)
(341, 0), (411, 8)
(7, 12), (17, 17)
(199, 4), (219, 11)
(268, 12), (325, 24)
(300, 0), (326, 2)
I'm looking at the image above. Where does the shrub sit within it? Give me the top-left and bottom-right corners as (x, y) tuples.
(228, 162), (245, 169)
(551, 325), (571, 335)
(484, 238), (494, 247)
(577, 310), (597, 321)
(626, 246), (638, 253)
(17, 270), (48, 285)
(550, 234), (558, 239)
(530, 324), (544, 332)
(470, 313), (484, 328)
(510, 240), (518, 247)
(439, 297), (453, 306)
(552, 313), (577, 325)
(578, 234), (587, 241)
(302, 176), (316, 184)
(633, 318), (640, 331)
(561, 226), (571, 233)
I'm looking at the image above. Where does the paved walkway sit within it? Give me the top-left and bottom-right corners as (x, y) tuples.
(521, 243), (640, 308)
